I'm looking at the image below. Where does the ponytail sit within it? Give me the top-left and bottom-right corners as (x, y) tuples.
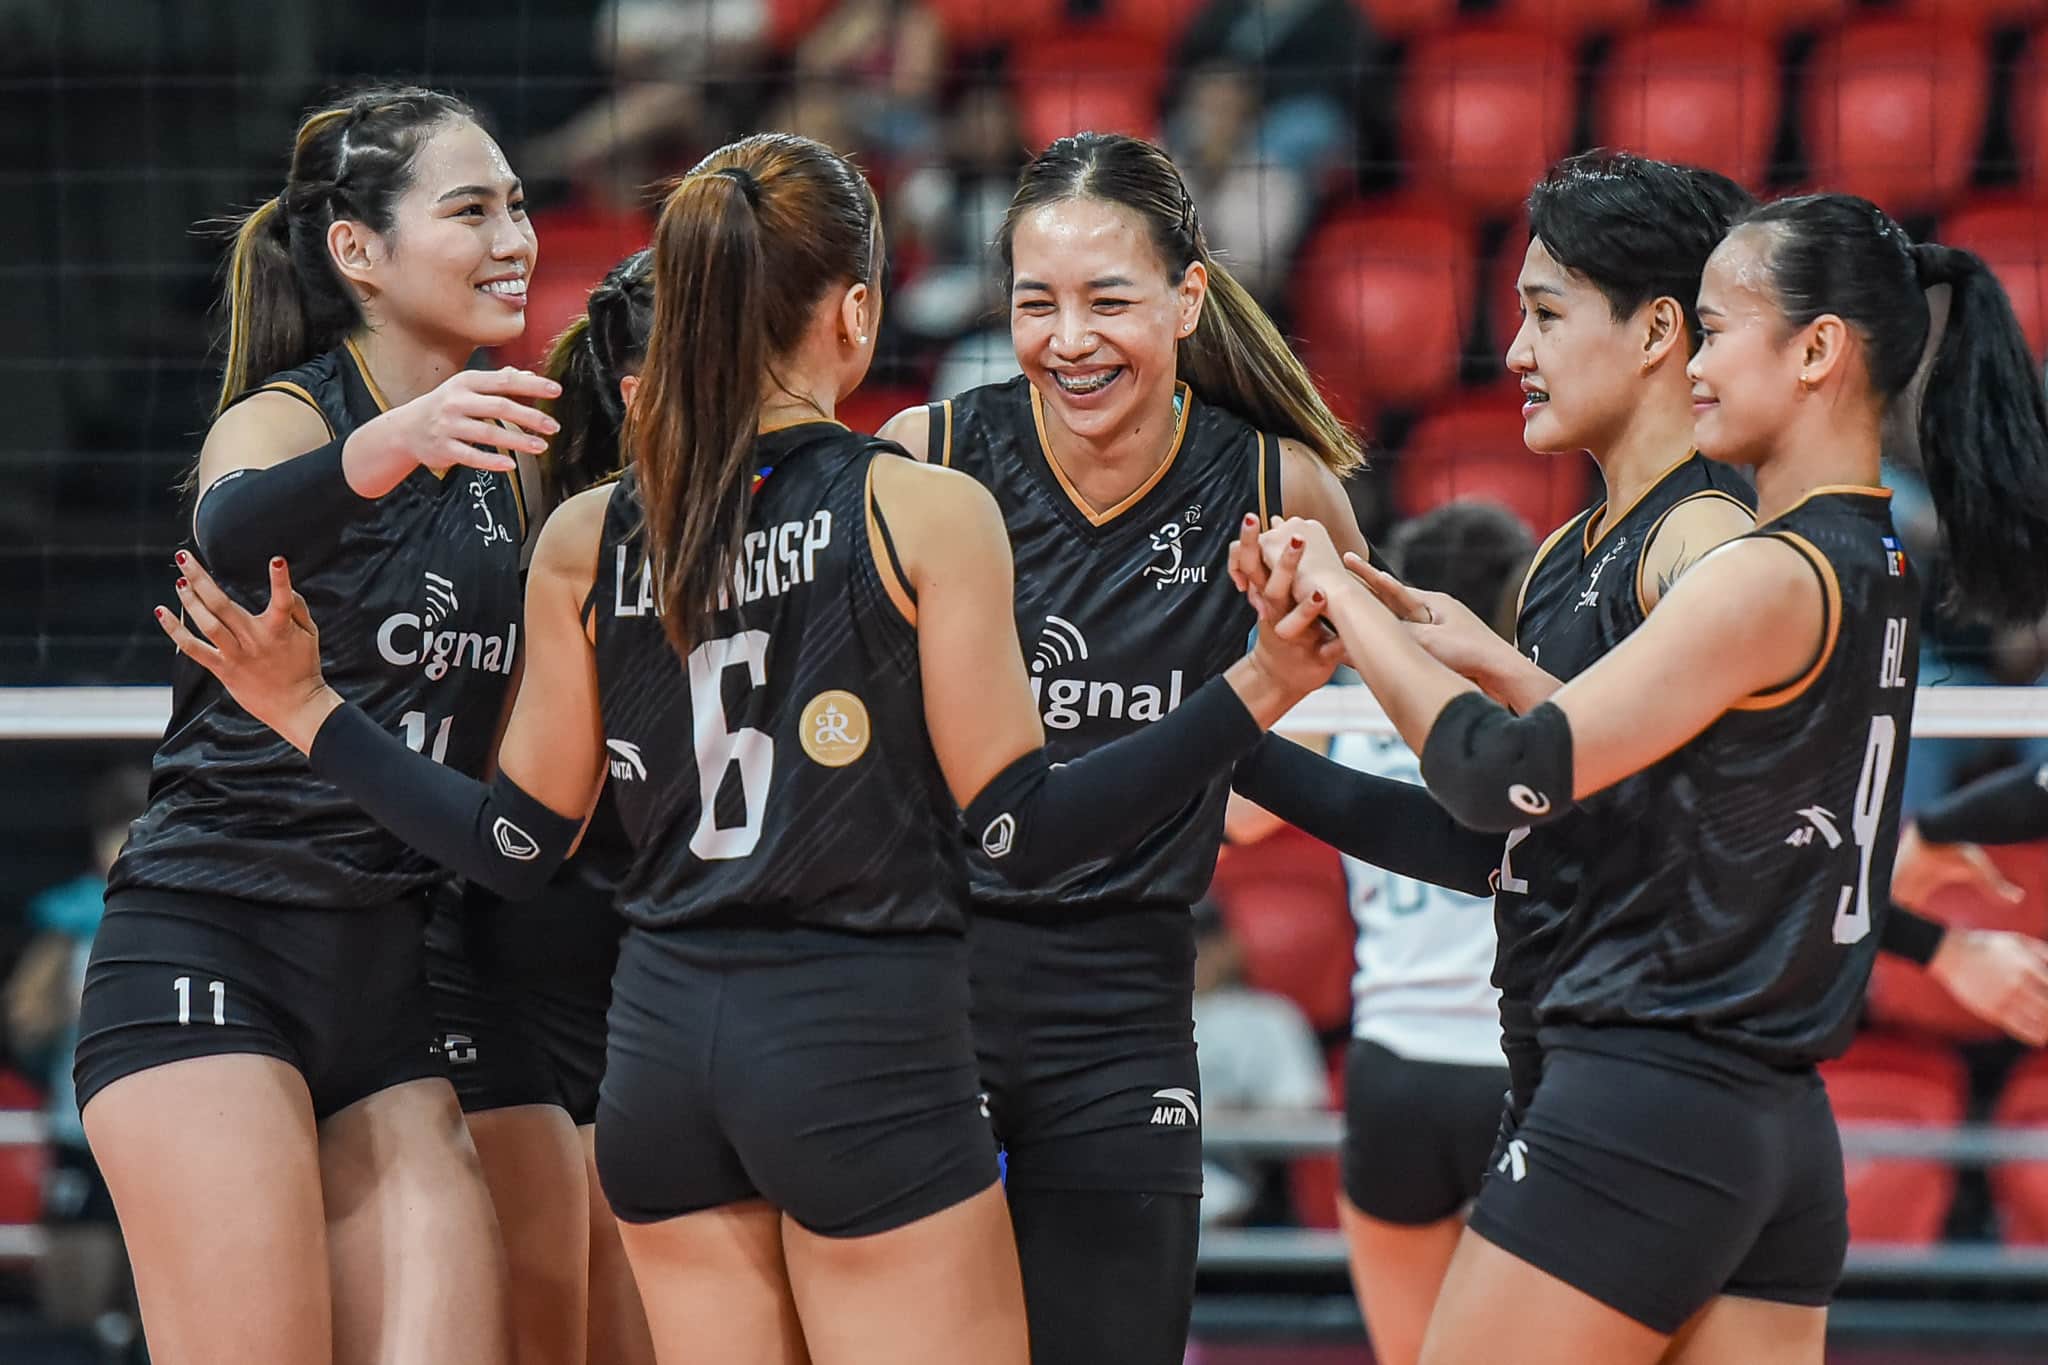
(999, 132), (1362, 478)
(634, 173), (766, 660)
(1908, 243), (2048, 622)
(1183, 260), (1363, 476)
(215, 196), (301, 419)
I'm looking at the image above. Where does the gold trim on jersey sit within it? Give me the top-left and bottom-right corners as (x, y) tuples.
(760, 415), (850, 436)
(254, 381), (336, 439)
(936, 399), (954, 468)
(1756, 483), (1894, 528)
(342, 337), (392, 413)
(1633, 489), (1755, 620)
(1728, 531), (1841, 712)
(1582, 453), (1698, 556)
(1030, 381), (1192, 527)
(1517, 511), (1587, 623)
(865, 460), (917, 626)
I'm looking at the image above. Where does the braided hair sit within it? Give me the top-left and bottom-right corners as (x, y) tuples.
(537, 249), (655, 504)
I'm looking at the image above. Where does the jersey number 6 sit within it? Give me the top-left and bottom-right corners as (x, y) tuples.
(687, 630), (774, 861)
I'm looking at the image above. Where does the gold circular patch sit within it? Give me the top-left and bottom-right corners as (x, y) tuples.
(799, 690), (870, 768)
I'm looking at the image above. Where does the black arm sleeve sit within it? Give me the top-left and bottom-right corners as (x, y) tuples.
(963, 674), (1265, 886)
(308, 702), (584, 901)
(1230, 735), (1499, 897)
(1879, 903), (1947, 967)
(1917, 761), (2048, 846)
(1418, 692), (1575, 834)
(192, 438), (376, 582)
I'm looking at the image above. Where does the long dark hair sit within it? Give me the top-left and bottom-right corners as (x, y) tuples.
(1527, 150), (1756, 351)
(538, 249), (654, 504)
(996, 132), (1362, 477)
(212, 85), (476, 421)
(1744, 194), (2048, 622)
(630, 133), (878, 659)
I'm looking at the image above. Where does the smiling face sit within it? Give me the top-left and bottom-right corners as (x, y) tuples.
(1007, 197), (1204, 446)
(1687, 226), (1806, 468)
(335, 118), (537, 352)
(1503, 237), (1658, 457)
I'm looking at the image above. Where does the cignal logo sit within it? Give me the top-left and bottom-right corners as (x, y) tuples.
(378, 574), (517, 681)
(1027, 616), (1185, 732)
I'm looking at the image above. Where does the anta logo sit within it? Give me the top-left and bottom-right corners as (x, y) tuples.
(1149, 1088), (1200, 1127)
(1142, 506), (1208, 590)
(1785, 805), (1843, 849)
(1028, 616), (1184, 731)
(378, 574), (517, 680)
(470, 475), (513, 546)
(1497, 1138), (1530, 1183)
(607, 739), (647, 782)
(1577, 535), (1627, 612)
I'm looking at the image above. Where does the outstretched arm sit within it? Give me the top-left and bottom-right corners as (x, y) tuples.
(1240, 518), (1825, 831)
(156, 487), (609, 899)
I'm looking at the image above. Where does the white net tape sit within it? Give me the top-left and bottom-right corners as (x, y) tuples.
(3, 684), (2044, 742)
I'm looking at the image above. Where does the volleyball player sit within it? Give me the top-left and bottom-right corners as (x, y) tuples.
(428, 250), (656, 1365)
(875, 130), (1368, 1365)
(1242, 192), (2048, 1364)
(1235, 154), (2048, 1150)
(74, 87), (555, 1364)
(156, 132), (1341, 1365)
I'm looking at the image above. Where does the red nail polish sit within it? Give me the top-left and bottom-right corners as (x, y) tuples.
(153, 607), (165, 619)
(176, 577), (188, 590)
(272, 557), (285, 569)
(1290, 536), (1304, 549)
(174, 551), (187, 565)
(1312, 590), (1326, 604)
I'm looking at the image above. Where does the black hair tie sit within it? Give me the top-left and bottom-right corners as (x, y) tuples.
(715, 165), (762, 207)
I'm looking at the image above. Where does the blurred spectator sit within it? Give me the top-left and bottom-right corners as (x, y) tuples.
(892, 80), (1028, 343)
(1164, 0), (1377, 301)
(766, 0), (946, 165)
(5, 766), (146, 1357)
(524, 0), (777, 207)
(1191, 898), (1329, 1226)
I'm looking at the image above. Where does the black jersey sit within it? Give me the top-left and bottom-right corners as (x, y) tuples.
(1493, 455), (1755, 1013)
(110, 342), (527, 908)
(1538, 488), (1919, 1065)
(932, 375), (1284, 911)
(591, 425), (963, 935)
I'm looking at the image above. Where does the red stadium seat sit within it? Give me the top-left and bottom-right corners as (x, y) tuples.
(1682, 0), (1852, 36)
(495, 204), (651, 373)
(0, 1070), (45, 1235)
(928, 0), (1066, 48)
(1991, 1049), (2048, 1244)
(1819, 1033), (1967, 1245)
(1393, 387), (1595, 535)
(1402, 28), (1578, 214)
(1803, 19), (1991, 218)
(765, 0), (840, 49)
(1892, 0), (2046, 26)
(1941, 199), (2048, 358)
(836, 385), (928, 438)
(1492, 0), (1659, 38)
(1291, 197), (1475, 417)
(1350, 0), (1462, 41)
(1865, 841), (2048, 1042)
(1594, 25), (1782, 184)
(1209, 826), (1355, 1035)
(1010, 31), (1167, 151)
